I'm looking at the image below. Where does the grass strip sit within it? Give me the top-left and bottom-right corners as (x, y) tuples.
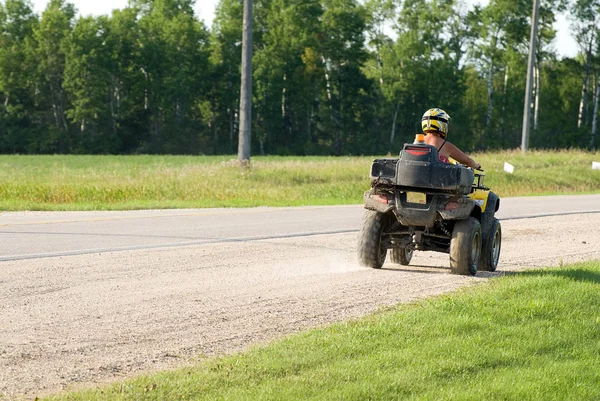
(0, 149), (599, 211)
(44, 260), (600, 401)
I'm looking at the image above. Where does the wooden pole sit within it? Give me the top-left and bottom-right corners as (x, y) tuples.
(238, 0), (253, 163)
(521, 0), (540, 154)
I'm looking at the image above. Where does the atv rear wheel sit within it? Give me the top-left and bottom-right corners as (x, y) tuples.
(450, 217), (482, 275)
(479, 218), (501, 272)
(357, 210), (388, 269)
(390, 248), (413, 265)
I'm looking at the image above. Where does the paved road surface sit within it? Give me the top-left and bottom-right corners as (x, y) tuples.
(1, 194), (599, 261)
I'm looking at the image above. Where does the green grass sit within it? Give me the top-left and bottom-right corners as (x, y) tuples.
(43, 260), (600, 401)
(0, 149), (599, 210)
(472, 148), (600, 197)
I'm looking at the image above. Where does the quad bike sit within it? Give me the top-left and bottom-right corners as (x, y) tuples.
(357, 137), (501, 275)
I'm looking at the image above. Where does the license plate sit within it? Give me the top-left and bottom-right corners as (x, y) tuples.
(406, 192), (426, 204)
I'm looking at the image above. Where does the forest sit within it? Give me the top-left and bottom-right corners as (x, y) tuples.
(0, 0), (599, 156)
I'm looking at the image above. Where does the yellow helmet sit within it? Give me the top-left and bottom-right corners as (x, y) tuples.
(421, 108), (450, 139)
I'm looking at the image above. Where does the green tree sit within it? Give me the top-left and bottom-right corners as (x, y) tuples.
(369, 0), (469, 151)
(0, 0), (39, 152)
(31, 0), (76, 152)
(572, 0), (599, 127)
(208, 0), (243, 153)
(63, 15), (119, 152)
(318, 0), (370, 155)
(132, 0), (211, 153)
(467, 0), (531, 148)
(251, 0), (323, 154)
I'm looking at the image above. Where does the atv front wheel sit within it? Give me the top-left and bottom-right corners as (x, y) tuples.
(450, 217), (482, 275)
(479, 218), (501, 272)
(390, 247), (413, 265)
(357, 210), (388, 269)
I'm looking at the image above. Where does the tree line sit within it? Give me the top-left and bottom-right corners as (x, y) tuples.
(0, 0), (598, 156)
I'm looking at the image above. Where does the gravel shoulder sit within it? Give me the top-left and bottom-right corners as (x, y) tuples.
(1, 213), (600, 399)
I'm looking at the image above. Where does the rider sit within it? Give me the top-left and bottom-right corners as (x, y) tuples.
(421, 108), (481, 170)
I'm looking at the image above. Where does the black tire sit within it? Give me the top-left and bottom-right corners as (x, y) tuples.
(479, 218), (501, 272)
(450, 217), (482, 275)
(357, 210), (388, 269)
(390, 248), (413, 265)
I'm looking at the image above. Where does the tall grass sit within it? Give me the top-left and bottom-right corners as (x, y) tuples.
(0, 149), (598, 211)
(43, 260), (600, 401)
(473, 148), (600, 197)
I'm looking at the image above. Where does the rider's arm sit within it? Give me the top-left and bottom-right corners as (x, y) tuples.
(445, 142), (481, 169)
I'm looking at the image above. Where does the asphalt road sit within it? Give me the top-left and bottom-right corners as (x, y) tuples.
(1, 194), (599, 262)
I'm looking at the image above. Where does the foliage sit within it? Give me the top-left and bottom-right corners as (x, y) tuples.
(0, 0), (600, 155)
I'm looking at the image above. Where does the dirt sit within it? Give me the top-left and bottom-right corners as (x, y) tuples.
(1, 213), (600, 400)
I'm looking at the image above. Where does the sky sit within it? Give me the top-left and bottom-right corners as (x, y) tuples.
(30, 0), (578, 58)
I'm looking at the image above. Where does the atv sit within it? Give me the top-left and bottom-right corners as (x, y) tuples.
(357, 137), (501, 275)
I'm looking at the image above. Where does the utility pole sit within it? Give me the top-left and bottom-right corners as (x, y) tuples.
(238, 0), (253, 164)
(521, 0), (540, 154)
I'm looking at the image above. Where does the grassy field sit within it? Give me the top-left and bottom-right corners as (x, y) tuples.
(0, 149), (599, 211)
(42, 260), (600, 401)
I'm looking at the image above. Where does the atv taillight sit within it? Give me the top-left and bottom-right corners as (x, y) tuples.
(445, 201), (459, 210)
(405, 146), (431, 157)
(371, 194), (389, 204)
